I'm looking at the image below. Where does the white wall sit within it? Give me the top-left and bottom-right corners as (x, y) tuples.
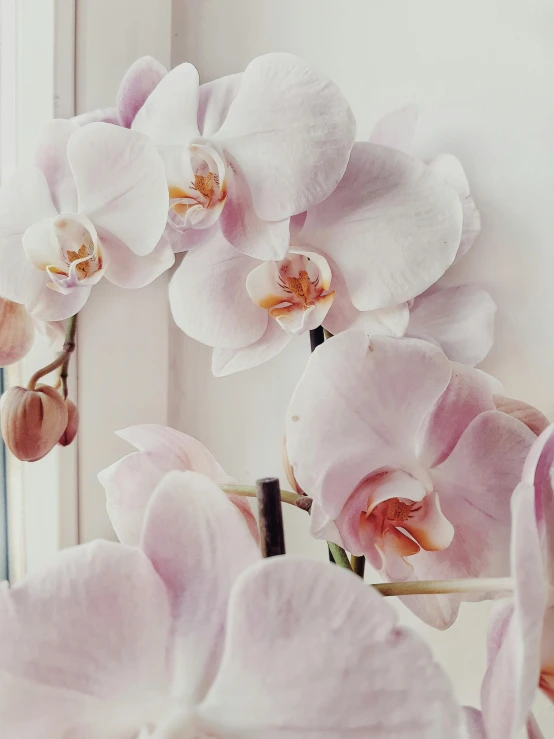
(169, 0), (554, 726)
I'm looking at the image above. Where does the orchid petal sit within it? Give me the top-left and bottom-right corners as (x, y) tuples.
(216, 53), (356, 221)
(0, 541), (171, 737)
(369, 104), (419, 154)
(198, 74), (242, 138)
(219, 155), (291, 260)
(286, 331), (452, 518)
(428, 154), (481, 263)
(131, 62), (200, 144)
(300, 142), (463, 310)
(100, 229), (175, 289)
(141, 471), (259, 702)
(212, 319), (292, 376)
(407, 285), (496, 366)
(271, 293), (335, 336)
(401, 491), (454, 552)
(68, 122), (168, 256)
(169, 234), (267, 349)
(72, 106), (120, 126)
(116, 56), (168, 129)
(0, 167), (57, 304)
(34, 119), (79, 213)
(421, 362), (496, 469)
(200, 557), (464, 738)
(493, 396), (550, 437)
(463, 707), (487, 739)
(25, 278), (92, 321)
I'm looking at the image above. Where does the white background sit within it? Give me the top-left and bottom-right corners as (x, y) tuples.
(163, 0), (554, 726)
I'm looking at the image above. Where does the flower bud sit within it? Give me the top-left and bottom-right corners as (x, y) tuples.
(0, 385), (68, 462)
(0, 299), (34, 367)
(58, 399), (79, 447)
(281, 436), (304, 495)
(493, 394), (550, 436)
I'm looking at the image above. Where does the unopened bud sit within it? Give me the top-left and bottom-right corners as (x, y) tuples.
(493, 395), (550, 437)
(0, 385), (68, 461)
(58, 399), (79, 447)
(281, 436), (304, 495)
(0, 299), (34, 367)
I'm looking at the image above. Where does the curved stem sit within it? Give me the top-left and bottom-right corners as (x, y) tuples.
(220, 484), (302, 507)
(27, 314), (78, 392)
(372, 577), (514, 597)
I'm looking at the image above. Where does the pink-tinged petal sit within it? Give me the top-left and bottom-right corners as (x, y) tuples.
(527, 714), (546, 739)
(407, 285), (496, 366)
(101, 451), (167, 545)
(286, 331), (452, 518)
(300, 142), (463, 310)
(428, 154), (481, 263)
(200, 557), (464, 738)
(0, 167), (57, 304)
(494, 396), (550, 437)
(25, 277), (92, 322)
(141, 471), (259, 702)
(212, 319), (292, 376)
(317, 249), (410, 336)
(369, 104), (419, 154)
(34, 119), (79, 213)
(463, 707), (487, 739)
(72, 106), (120, 126)
(116, 424), (232, 483)
(0, 540), (171, 736)
(216, 53), (356, 221)
(421, 362), (496, 469)
(131, 62), (200, 144)
(68, 123), (169, 256)
(0, 299), (34, 367)
(198, 74), (242, 138)
(165, 219), (220, 254)
(116, 56), (168, 129)
(377, 527), (422, 580)
(219, 155), (291, 260)
(100, 228), (175, 289)
(402, 412), (536, 628)
(309, 500), (345, 547)
(169, 234), (267, 349)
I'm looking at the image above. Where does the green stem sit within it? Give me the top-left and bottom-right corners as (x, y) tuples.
(220, 484), (302, 507)
(328, 542), (352, 570)
(351, 554), (365, 578)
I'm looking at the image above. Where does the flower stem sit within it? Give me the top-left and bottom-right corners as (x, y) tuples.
(220, 484), (303, 507)
(328, 542), (352, 570)
(27, 314), (78, 392)
(256, 477), (286, 557)
(372, 577), (514, 597)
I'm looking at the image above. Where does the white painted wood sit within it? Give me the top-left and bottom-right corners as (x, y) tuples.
(75, 0), (172, 543)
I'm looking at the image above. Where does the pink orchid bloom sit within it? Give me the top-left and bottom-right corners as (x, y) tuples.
(0, 469), (465, 738)
(98, 423), (257, 544)
(131, 52), (357, 258)
(370, 106), (495, 367)
(0, 120), (170, 321)
(475, 424), (554, 738)
(286, 330), (536, 629)
(170, 140), (463, 376)
(73, 56), (168, 128)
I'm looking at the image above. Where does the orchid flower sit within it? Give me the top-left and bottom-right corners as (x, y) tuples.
(285, 330), (536, 629)
(170, 140), (463, 375)
(0, 119), (170, 321)
(0, 470), (465, 737)
(370, 106), (495, 367)
(98, 423), (257, 544)
(73, 56), (168, 128)
(131, 52), (357, 258)
(474, 424), (554, 738)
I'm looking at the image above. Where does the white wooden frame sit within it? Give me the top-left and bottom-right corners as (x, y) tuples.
(3, 0), (173, 577)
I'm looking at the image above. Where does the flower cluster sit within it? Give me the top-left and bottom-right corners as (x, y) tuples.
(0, 52), (551, 738)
